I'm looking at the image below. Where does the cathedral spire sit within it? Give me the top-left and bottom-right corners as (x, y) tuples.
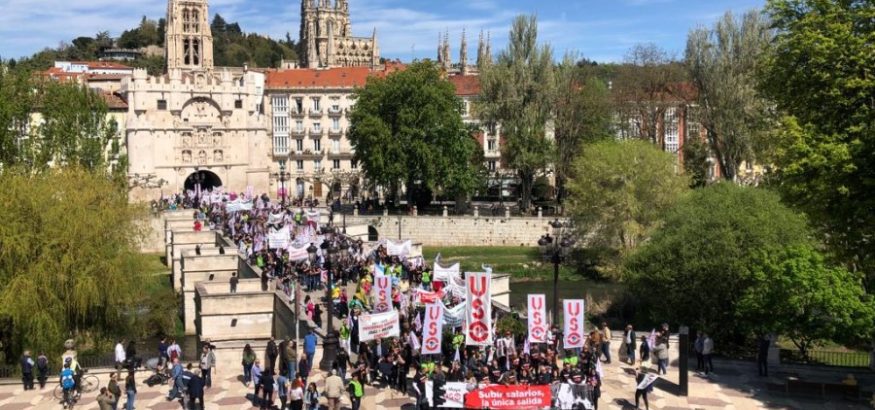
(460, 28), (468, 76)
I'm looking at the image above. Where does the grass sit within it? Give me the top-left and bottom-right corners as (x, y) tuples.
(422, 246), (580, 281)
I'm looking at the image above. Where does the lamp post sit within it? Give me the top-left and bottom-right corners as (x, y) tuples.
(308, 227), (347, 371)
(276, 162), (290, 206)
(542, 218), (574, 327)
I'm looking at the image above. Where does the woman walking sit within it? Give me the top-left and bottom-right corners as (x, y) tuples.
(289, 377), (305, 410)
(124, 370), (137, 410)
(242, 344), (257, 386)
(305, 382), (320, 410)
(634, 367), (654, 410)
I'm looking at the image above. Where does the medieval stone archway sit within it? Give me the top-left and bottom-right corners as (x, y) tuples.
(184, 170), (222, 191)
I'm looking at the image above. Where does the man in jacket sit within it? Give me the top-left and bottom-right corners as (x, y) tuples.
(20, 350), (34, 390)
(187, 370), (205, 410)
(624, 325), (637, 365)
(114, 340), (126, 370)
(107, 372), (122, 410)
(166, 358), (184, 400)
(324, 369), (344, 410)
(96, 387), (117, 410)
(304, 330), (318, 367)
(266, 337), (278, 373)
(199, 345), (216, 388)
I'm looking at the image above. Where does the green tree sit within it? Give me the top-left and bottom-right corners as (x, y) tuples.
(348, 61), (482, 207)
(0, 168), (152, 358)
(0, 69), (35, 167)
(685, 10), (773, 181)
(553, 55), (615, 208)
(681, 135), (711, 188)
(478, 15), (555, 211)
(625, 183), (874, 350)
(567, 140), (689, 274)
(760, 0), (875, 286)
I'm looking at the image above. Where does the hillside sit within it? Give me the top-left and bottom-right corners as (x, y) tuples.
(8, 15), (298, 75)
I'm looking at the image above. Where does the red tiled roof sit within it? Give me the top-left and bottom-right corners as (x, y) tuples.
(71, 61), (134, 70)
(86, 73), (131, 81)
(100, 91), (128, 110)
(448, 74), (480, 96)
(266, 67), (374, 89)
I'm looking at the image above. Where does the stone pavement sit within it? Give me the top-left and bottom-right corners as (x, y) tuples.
(1, 349), (869, 409)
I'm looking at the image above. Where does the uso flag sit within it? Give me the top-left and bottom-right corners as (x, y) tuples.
(421, 303), (444, 355)
(527, 294), (548, 343)
(465, 272), (492, 346)
(563, 299), (586, 349)
(372, 274), (392, 313)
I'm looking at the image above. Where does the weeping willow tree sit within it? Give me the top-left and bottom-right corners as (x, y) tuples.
(0, 168), (150, 359)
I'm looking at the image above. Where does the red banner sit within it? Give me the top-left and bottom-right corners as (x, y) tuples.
(465, 272), (492, 346)
(464, 385), (551, 410)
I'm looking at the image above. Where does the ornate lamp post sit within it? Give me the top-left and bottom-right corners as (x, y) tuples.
(546, 218), (574, 327)
(275, 162), (291, 206)
(308, 227), (346, 371)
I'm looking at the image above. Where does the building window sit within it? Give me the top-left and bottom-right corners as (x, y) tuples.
(296, 120), (304, 132)
(351, 160), (358, 170)
(488, 160), (497, 172)
(272, 96), (288, 112)
(333, 159), (340, 169)
(487, 139), (497, 152)
(157, 100), (167, 110)
(664, 107), (680, 153)
(313, 138), (321, 152)
(313, 123), (322, 133)
(296, 160), (304, 170)
(331, 104), (341, 113)
(235, 99), (243, 109)
(314, 160), (322, 172)
(331, 118), (340, 131)
(296, 139), (304, 152)
(311, 97), (321, 114)
(294, 98), (303, 113)
(331, 139), (340, 153)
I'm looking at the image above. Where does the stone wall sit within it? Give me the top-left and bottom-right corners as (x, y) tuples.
(346, 214), (560, 247)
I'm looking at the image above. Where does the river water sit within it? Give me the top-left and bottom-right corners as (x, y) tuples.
(508, 279), (625, 321)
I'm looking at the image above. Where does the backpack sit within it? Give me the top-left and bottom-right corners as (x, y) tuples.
(61, 371), (75, 389)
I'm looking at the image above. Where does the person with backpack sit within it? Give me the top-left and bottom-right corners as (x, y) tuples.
(60, 360), (76, 409)
(20, 350), (34, 390)
(36, 352), (49, 389)
(348, 372), (364, 410)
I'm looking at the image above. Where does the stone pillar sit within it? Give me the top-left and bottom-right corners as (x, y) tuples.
(353, 207), (359, 217)
(442, 206), (448, 217)
(504, 206), (510, 219)
(537, 207), (543, 219)
(473, 206), (479, 217)
(383, 208), (389, 217)
(413, 206), (418, 216)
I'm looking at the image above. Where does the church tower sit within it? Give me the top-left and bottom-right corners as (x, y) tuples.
(165, 0), (214, 71)
(300, 0), (376, 68)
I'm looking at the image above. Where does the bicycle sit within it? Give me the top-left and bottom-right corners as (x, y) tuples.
(53, 368), (100, 400)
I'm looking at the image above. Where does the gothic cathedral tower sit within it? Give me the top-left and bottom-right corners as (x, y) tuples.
(299, 0), (379, 68)
(165, 0), (214, 71)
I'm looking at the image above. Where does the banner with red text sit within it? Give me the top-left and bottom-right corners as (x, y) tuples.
(358, 311), (400, 342)
(421, 303), (444, 355)
(465, 272), (492, 346)
(527, 294), (548, 343)
(563, 299), (586, 349)
(464, 384), (551, 410)
(371, 274), (392, 313)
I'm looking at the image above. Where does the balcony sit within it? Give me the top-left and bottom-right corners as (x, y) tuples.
(291, 149), (324, 159)
(310, 109), (323, 116)
(327, 151), (353, 160)
(485, 149), (501, 158)
(328, 128), (343, 137)
(290, 111), (306, 118)
(328, 108), (344, 118)
(291, 128), (306, 137)
(310, 127), (324, 136)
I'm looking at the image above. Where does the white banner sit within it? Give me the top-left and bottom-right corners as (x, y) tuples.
(371, 274), (392, 313)
(358, 311), (400, 342)
(563, 299), (586, 349)
(226, 198), (253, 213)
(287, 242), (310, 261)
(268, 226), (291, 249)
(387, 239), (412, 256)
(433, 261), (460, 283)
(421, 303), (444, 355)
(636, 374), (659, 390)
(465, 272), (492, 346)
(443, 301), (466, 328)
(527, 294), (548, 344)
(425, 381), (468, 408)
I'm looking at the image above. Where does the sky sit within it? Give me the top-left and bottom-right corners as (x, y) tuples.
(0, 0), (766, 63)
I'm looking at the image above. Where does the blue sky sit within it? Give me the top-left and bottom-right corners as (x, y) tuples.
(1, 0), (765, 63)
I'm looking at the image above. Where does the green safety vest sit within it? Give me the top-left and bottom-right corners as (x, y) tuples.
(422, 272), (431, 283)
(563, 356), (578, 366)
(349, 380), (363, 398)
(340, 326), (350, 339)
(452, 334), (464, 349)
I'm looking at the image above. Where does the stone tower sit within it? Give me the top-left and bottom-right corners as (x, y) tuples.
(299, 0), (379, 68)
(165, 0), (214, 71)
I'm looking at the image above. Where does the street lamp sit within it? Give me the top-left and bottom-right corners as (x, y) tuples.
(311, 227), (342, 371)
(276, 162), (290, 206)
(192, 171), (206, 206)
(544, 218), (575, 327)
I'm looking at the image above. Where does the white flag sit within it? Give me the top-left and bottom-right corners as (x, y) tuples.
(527, 294), (548, 343)
(421, 303), (444, 355)
(464, 272), (492, 346)
(563, 299), (585, 349)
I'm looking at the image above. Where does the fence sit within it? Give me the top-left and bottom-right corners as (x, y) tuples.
(780, 349), (871, 368)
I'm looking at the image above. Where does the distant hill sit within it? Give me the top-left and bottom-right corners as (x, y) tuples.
(8, 14), (298, 75)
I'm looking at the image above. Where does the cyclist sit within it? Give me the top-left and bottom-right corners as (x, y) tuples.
(59, 359), (76, 408)
(68, 356), (83, 394)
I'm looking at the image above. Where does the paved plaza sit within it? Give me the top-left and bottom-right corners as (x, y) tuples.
(0, 347), (869, 409)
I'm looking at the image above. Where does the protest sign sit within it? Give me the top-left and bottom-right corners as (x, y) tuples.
(528, 294), (547, 343)
(358, 311), (400, 341)
(465, 272), (492, 346)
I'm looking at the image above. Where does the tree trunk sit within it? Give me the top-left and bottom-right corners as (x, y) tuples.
(519, 170), (534, 212)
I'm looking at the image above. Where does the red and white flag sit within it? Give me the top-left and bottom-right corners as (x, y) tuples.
(563, 299), (585, 349)
(372, 274), (392, 313)
(421, 303), (444, 355)
(527, 294), (547, 344)
(465, 272), (492, 346)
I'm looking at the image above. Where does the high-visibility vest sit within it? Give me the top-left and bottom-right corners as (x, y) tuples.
(349, 380), (363, 398)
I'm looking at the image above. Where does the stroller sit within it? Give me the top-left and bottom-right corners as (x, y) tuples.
(143, 357), (171, 387)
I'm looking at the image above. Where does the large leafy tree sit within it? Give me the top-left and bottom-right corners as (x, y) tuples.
(478, 14), (555, 211)
(553, 55), (615, 209)
(348, 61), (482, 207)
(567, 140), (689, 275)
(685, 10), (773, 182)
(760, 0), (875, 287)
(0, 168), (154, 358)
(625, 183), (875, 351)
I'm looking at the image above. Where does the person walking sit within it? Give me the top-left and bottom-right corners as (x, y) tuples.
(624, 325), (637, 365)
(634, 367), (654, 410)
(702, 333), (714, 375)
(348, 372), (364, 410)
(20, 350), (34, 390)
(694, 331), (705, 372)
(97, 387), (117, 410)
(305, 382), (320, 410)
(304, 330), (317, 367)
(187, 370), (205, 410)
(253, 359), (264, 399)
(260, 369), (275, 410)
(200, 344), (216, 388)
(60, 360), (76, 409)
(324, 369), (344, 410)
(166, 357), (184, 400)
(639, 335), (650, 365)
(124, 370), (137, 410)
(114, 340), (127, 370)
(285, 340), (298, 381)
(242, 344), (257, 386)
(298, 355), (311, 385)
(277, 372), (290, 410)
(36, 352), (49, 389)
(289, 376), (305, 410)
(230, 272), (239, 293)
(266, 337), (279, 373)
(600, 322), (612, 364)
(108, 373), (122, 410)
(757, 335), (770, 377)
(655, 339), (669, 375)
